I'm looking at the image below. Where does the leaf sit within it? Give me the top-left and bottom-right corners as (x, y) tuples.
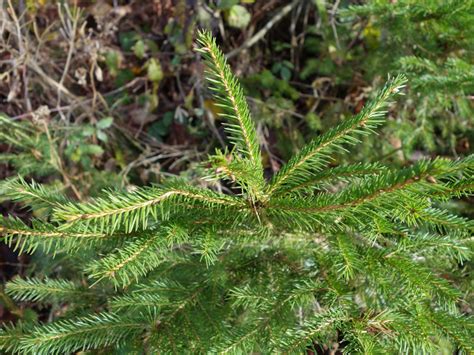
(105, 51), (121, 77)
(96, 117), (114, 130)
(119, 31), (140, 51)
(147, 58), (164, 83)
(81, 125), (95, 137)
(97, 130), (108, 143)
(226, 5), (251, 29)
(132, 40), (146, 59)
(280, 66), (292, 81)
(82, 144), (104, 156)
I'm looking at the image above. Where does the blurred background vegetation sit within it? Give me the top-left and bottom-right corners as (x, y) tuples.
(1, 0), (473, 328)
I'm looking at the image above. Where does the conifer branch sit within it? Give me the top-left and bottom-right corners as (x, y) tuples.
(110, 281), (205, 325)
(54, 184), (245, 233)
(196, 30), (264, 193)
(0, 216), (109, 254)
(266, 75), (407, 196)
(0, 322), (34, 354)
(274, 308), (346, 352)
(391, 231), (471, 262)
(205, 150), (264, 195)
(216, 280), (324, 352)
(268, 161), (432, 215)
(6, 277), (90, 303)
(0, 177), (67, 210)
(427, 310), (474, 353)
(384, 256), (461, 306)
(334, 234), (362, 280)
(282, 162), (386, 195)
(394, 206), (474, 232)
(434, 178), (474, 200)
(85, 225), (188, 287)
(18, 313), (147, 355)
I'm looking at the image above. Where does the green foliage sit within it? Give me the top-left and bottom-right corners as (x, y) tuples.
(266, 74), (406, 196)
(6, 278), (86, 303)
(196, 31), (265, 197)
(0, 113), (119, 196)
(17, 312), (146, 355)
(342, 0), (474, 157)
(0, 115), (57, 177)
(0, 31), (473, 354)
